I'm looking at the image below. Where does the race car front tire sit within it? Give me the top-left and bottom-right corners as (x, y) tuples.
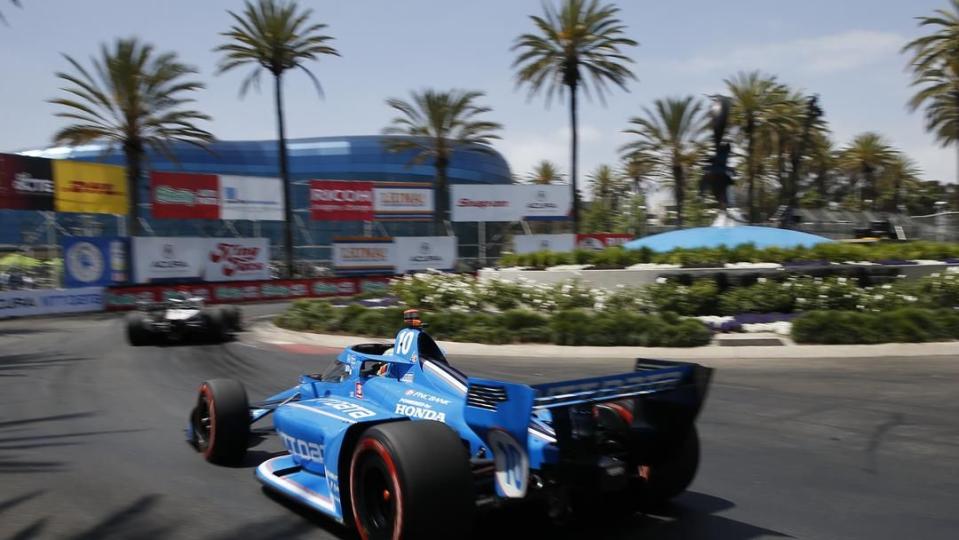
(349, 420), (474, 540)
(191, 378), (250, 465)
(638, 425), (700, 504)
(125, 312), (152, 346)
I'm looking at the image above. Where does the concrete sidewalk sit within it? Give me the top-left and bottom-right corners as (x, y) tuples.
(251, 322), (959, 360)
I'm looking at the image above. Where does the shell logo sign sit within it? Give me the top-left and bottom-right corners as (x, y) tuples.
(53, 160), (128, 215)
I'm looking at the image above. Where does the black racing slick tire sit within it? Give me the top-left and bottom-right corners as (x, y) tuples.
(222, 305), (242, 331)
(638, 426), (700, 504)
(190, 379), (250, 465)
(125, 312), (152, 346)
(202, 308), (227, 343)
(349, 421), (474, 540)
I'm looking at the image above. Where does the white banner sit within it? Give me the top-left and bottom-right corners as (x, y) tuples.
(450, 185), (519, 222)
(332, 239), (395, 273)
(517, 185), (571, 221)
(373, 185), (434, 219)
(513, 234), (576, 254)
(394, 236), (457, 273)
(204, 238), (270, 281)
(0, 287), (103, 319)
(451, 184), (572, 222)
(220, 175), (284, 221)
(133, 237), (206, 282)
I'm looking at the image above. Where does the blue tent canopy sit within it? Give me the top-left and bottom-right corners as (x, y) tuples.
(623, 226), (833, 252)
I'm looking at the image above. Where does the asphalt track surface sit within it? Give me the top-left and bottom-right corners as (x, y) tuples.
(2, 303), (958, 539)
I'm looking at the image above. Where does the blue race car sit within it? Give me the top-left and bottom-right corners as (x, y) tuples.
(187, 309), (713, 539)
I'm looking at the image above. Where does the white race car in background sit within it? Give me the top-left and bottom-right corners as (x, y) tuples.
(125, 295), (242, 346)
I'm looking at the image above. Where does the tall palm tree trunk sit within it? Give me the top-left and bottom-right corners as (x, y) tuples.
(673, 161), (685, 228)
(569, 83), (579, 232)
(274, 72), (294, 278)
(746, 119), (756, 223)
(434, 156), (449, 236)
(123, 141), (143, 237)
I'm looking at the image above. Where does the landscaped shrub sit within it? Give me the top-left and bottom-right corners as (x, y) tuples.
(644, 279), (720, 316)
(792, 308), (959, 344)
(498, 241), (959, 269)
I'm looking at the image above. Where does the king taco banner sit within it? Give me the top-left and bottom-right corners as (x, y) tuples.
(0, 153), (55, 211)
(132, 236), (270, 283)
(53, 160), (128, 214)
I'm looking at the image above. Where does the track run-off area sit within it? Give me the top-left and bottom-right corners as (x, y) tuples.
(2, 303), (958, 539)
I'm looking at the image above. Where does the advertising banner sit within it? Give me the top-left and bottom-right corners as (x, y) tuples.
(132, 237), (207, 282)
(103, 277), (391, 310)
(151, 172), (220, 219)
(394, 236), (457, 273)
(373, 183), (434, 221)
(310, 180), (375, 221)
(0, 287), (103, 319)
(332, 237), (394, 274)
(219, 175), (284, 221)
(513, 234), (576, 254)
(575, 233), (633, 250)
(63, 236), (129, 288)
(450, 184), (519, 222)
(0, 153), (55, 211)
(204, 238), (270, 281)
(53, 160), (128, 214)
(517, 185), (571, 221)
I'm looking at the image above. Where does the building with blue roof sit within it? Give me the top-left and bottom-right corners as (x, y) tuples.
(2, 135), (513, 261)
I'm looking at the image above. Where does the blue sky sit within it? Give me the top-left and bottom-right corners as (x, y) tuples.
(0, 0), (953, 193)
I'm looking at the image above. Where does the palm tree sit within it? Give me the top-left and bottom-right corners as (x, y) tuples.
(583, 164), (625, 232)
(512, 0), (638, 232)
(621, 96), (707, 227)
(527, 160), (564, 184)
(879, 153), (921, 212)
(0, 0), (20, 24)
(215, 0), (339, 277)
(382, 89), (502, 235)
(49, 38), (213, 235)
(725, 71), (782, 222)
(837, 133), (896, 210)
(902, 0), (959, 183)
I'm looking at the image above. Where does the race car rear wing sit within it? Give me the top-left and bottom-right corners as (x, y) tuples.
(463, 359), (713, 498)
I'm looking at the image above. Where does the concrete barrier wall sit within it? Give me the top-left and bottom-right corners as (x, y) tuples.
(479, 262), (950, 289)
(0, 287), (104, 319)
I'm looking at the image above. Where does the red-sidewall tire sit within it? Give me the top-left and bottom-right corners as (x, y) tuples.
(191, 378), (250, 465)
(349, 421), (473, 540)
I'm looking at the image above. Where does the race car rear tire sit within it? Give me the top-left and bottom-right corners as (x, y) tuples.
(222, 305), (242, 331)
(125, 312), (152, 346)
(202, 308), (228, 343)
(191, 378), (250, 465)
(349, 420), (474, 540)
(638, 425), (700, 504)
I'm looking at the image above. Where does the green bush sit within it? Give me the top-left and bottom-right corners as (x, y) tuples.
(645, 279), (720, 316)
(792, 308), (959, 344)
(496, 309), (549, 331)
(549, 309), (593, 346)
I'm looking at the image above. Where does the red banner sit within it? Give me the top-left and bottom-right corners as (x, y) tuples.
(310, 180), (375, 221)
(104, 276), (391, 311)
(151, 171), (220, 219)
(576, 233), (633, 250)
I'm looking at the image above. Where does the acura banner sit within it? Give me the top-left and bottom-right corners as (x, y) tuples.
(132, 237), (271, 283)
(0, 153), (55, 211)
(394, 236), (456, 273)
(450, 184), (571, 222)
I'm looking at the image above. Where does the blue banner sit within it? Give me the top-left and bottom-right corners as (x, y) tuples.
(63, 236), (129, 288)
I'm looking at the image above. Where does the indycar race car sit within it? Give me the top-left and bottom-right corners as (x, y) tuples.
(187, 310), (713, 538)
(125, 294), (241, 346)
